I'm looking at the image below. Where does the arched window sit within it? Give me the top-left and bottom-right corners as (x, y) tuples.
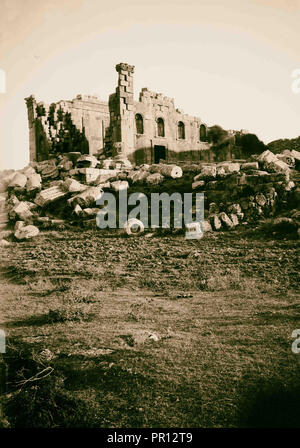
(135, 114), (143, 134)
(200, 124), (207, 142)
(178, 121), (185, 139)
(157, 117), (165, 137)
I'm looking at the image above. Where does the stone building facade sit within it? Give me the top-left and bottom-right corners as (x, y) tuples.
(26, 63), (212, 164)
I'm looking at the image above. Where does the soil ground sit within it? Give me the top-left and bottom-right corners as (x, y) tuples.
(0, 227), (299, 428)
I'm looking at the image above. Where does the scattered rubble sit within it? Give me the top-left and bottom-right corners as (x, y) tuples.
(0, 148), (299, 241)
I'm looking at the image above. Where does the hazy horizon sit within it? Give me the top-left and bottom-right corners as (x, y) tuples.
(0, 0), (299, 169)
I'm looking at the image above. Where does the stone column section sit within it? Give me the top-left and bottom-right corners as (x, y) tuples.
(109, 63), (135, 160)
(25, 95), (38, 162)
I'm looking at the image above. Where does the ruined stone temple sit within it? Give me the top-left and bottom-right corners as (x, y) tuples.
(25, 63), (213, 165)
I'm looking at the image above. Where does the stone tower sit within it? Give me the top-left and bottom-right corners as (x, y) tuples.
(108, 63), (135, 160)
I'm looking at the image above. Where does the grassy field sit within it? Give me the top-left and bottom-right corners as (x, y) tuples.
(0, 226), (299, 428)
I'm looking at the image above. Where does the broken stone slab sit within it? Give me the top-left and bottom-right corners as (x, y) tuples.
(96, 182), (111, 190)
(82, 208), (100, 218)
(146, 173), (164, 185)
(14, 224), (39, 240)
(241, 162), (259, 171)
(210, 214), (222, 230)
(9, 201), (34, 221)
(201, 219), (213, 232)
(68, 186), (104, 208)
(217, 161), (240, 173)
(26, 173), (42, 192)
(229, 213), (239, 226)
(219, 212), (234, 229)
(76, 155), (99, 169)
(266, 159), (290, 175)
(8, 172), (27, 189)
(94, 169), (120, 185)
(140, 164), (150, 171)
(192, 180), (205, 190)
(216, 166), (226, 177)
(127, 170), (149, 184)
(78, 168), (100, 184)
(276, 153), (295, 168)
(62, 178), (87, 193)
(257, 150), (278, 165)
(111, 180), (129, 192)
(150, 164), (182, 178)
(194, 165), (217, 181)
(34, 186), (68, 207)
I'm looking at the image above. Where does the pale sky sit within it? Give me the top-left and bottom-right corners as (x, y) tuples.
(0, 0), (299, 169)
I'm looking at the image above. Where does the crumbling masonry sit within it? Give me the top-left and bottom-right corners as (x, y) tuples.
(26, 63), (212, 165)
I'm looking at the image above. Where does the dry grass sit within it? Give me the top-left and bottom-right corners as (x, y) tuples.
(0, 227), (299, 427)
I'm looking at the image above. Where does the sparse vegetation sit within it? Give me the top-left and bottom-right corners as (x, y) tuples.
(0, 228), (299, 427)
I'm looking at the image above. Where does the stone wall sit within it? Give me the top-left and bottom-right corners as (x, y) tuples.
(25, 94), (110, 162)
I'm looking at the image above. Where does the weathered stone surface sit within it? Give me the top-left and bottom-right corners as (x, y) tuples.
(40, 165), (59, 179)
(194, 165), (216, 181)
(8, 173), (27, 189)
(192, 180), (205, 190)
(267, 159), (290, 175)
(201, 219), (212, 232)
(257, 150), (278, 165)
(276, 153), (295, 168)
(128, 170), (149, 184)
(35, 186), (67, 207)
(217, 162), (240, 173)
(14, 221), (25, 231)
(210, 214), (222, 230)
(76, 155), (98, 168)
(219, 212), (234, 229)
(146, 173), (164, 185)
(26, 173), (42, 192)
(255, 193), (267, 207)
(68, 186), (104, 208)
(10, 201), (33, 221)
(111, 180), (129, 192)
(216, 166), (226, 177)
(58, 158), (73, 171)
(20, 165), (36, 176)
(241, 162), (259, 171)
(73, 204), (82, 216)
(78, 168), (100, 183)
(62, 178), (86, 193)
(82, 208), (100, 218)
(0, 239), (10, 247)
(229, 213), (239, 226)
(15, 225), (39, 240)
(94, 169), (119, 185)
(150, 164), (182, 179)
